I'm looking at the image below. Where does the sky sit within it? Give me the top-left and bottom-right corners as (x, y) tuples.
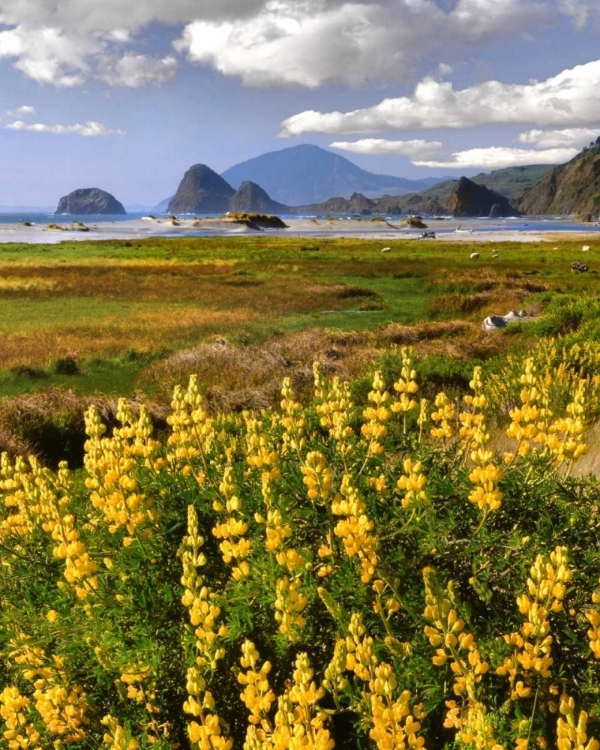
(1, 0), (600, 207)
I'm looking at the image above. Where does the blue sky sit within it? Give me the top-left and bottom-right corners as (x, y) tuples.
(1, 0), (600, 206)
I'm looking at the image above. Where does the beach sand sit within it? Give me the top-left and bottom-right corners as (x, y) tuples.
(1, 216), (600, 244)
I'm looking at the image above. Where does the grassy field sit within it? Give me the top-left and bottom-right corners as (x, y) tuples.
(1, 234), (598, 401)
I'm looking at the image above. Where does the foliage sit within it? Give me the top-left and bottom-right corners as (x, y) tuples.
(1, 345), (600, 750)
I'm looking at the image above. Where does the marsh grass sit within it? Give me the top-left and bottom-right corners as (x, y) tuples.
(0, 234), (598, 405)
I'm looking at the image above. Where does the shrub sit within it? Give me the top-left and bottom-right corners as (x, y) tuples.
(52, 354), (81, 376)
(0, 348), (599, 749)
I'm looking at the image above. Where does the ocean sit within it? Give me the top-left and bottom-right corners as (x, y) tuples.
(0, 212), (149, 225)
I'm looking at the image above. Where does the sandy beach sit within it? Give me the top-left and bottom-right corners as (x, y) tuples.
(1, 215), (600, 244)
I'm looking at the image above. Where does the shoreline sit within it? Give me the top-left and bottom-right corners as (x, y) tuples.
(1, 216), (600, 244)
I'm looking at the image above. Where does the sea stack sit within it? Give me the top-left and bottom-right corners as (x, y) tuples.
(168, 164), (235, 214)
(229, 181), (289, 214)
(55, 188), (126, 215)
(445, 177), (520, 217)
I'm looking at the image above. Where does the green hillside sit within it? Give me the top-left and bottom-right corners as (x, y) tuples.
(417, 164), (557, 205)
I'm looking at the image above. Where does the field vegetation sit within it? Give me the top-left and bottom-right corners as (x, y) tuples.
(2, 342), (600, 749)
(2, 235), (600, 748)
(0, 234), (599, 463)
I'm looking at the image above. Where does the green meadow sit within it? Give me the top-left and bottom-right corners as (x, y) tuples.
(0, 235), (597, 399)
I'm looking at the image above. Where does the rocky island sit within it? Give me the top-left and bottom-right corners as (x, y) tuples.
(168, 164), (235, 214)
(55, 188), (126, 215)
(229, 181), (289, 214)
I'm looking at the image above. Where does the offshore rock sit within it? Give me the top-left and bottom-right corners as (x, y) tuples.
(229, 181), (289, 214)
(445, 177), (520, 217)
(168, 164), (235, 214)
(55, 188), (126, 215)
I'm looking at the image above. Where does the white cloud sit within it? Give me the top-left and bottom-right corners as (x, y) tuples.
(175, 0), (555, 88)
(0, 0), (595, 88)
(175, 3), (403, 88)
(0, 26), (94, 86)
(280, 60), (600, 134)
(97, 54), (178, 87)
(331, 138), (443, 159)
(5, 120), (126, 136)
(413, 146), (578, 169)
(6, 105), (36, 116)
(0, 0), (268, 34)
(516, 127), (600, 148)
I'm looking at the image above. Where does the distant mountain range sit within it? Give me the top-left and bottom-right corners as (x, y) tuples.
(159, 142), (600, 218)
(220, 144), (448, 205)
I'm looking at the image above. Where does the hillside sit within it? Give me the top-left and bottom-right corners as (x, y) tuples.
(417, 164), (556, 205)
(471, 164), (556, 200)
(221, 144), (444, 205)
(517, 144), (600, 216)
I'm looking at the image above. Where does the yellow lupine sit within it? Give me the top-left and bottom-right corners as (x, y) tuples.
(361, 371), (391, 456)
(332, 473), (378, 583)
(497, 547), (572, 703)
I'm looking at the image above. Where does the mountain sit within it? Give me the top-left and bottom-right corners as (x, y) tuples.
(168, 165), (235, 214)
(229, 182), (289, 214)
(516, 143), (600, 216)
(55, 188), (126, 215)
(221, 144), (446, 205)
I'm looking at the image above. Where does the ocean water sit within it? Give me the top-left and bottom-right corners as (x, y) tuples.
(0, 212), (599, 239)
(0, 212), (149, 225)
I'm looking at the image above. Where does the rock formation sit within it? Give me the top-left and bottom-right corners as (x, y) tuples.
(444, 177), (520, 217)
(229, 182), (289, 214)
(294, 192), (376, 215)
(55, 188), (126, 215)
(168, 165), (235, 214)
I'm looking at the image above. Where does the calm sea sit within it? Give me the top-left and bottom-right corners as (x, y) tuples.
(0, 212), (148, 224)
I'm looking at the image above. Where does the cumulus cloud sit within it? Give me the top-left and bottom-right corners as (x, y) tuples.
(97, 54), (178, 87)
(413, 146), (578, 169)
(5, 120), (126, 136)
(175, 0), (555, 87)
(0, 26), (94, 86)
(280, 60), (600, 135)
(0, 0), (595, 88)
(0, 0), (268, 34)
(331, 138), (443, 159)
(516, 127), (600, 148)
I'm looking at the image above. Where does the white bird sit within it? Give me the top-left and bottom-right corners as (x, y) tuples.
(381, 247), (391, 253)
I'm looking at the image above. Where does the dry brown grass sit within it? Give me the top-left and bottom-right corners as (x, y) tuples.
(142, 329), (376, 411)
(0, 388), (168, 466)
(141, 319), (507, 412)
